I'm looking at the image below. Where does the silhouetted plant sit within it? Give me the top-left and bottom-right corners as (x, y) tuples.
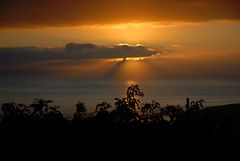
(29, 98), (53, 117)
(2, 102), (31, 119)
(126, 85), (144, 111)
(2, 102), (19, 117)
(163, 105), (184, 123)
(0, 84), (239, 161)
(18, 103), (31, 117)
(44, 105), (64, 120)
(111, 85), (144, 123)
(2, 102), (16, 115)
(193, 99), (205, 109)
(96, 102), (111, 113)
(186, 97), (190, 111)
(95, 102), (112, 121)
(48, 106), (61, 114)
(74, 101), (88, 119)
(141, 101), (161, 115)
(186, 98), (205, 113)
(76, 101), (86, 113)
(140, 101), (165, 124)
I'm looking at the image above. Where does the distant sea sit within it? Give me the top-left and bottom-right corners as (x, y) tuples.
(0, 80), (240, 117)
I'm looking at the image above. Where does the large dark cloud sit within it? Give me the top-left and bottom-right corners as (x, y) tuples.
(0, 43), (158, 64)
(0, 0), (240, 28)
(0, 43), (240, 81)
(64, 43), (157, 59)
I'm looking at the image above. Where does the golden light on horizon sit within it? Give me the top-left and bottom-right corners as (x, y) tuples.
(115, 58), (155, 80)
(125, 80), (138, 86)
(104, 24), (152, 43)
(126, 57), (145, 61)
(110, 57), (146, 62)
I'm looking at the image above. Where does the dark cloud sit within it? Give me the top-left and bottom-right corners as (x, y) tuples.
(0, 45), (240, 81)
(64, 43), (157, 59)
(1, 42), (240, 81)
(0, 43), (158, 65)
(0, 0), (240, 28)
(0, 43), (158, 81)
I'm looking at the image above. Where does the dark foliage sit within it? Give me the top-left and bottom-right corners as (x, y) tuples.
(0, 85), (239, 161)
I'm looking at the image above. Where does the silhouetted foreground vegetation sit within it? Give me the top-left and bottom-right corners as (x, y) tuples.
(0, 85), (240, 161)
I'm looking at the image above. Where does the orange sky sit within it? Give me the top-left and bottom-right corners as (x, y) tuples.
(0, 0), (240, 80)
(0, 0), (240, 28)
(0, 0), (239, 49)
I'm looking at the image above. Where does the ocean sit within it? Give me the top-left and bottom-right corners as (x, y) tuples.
(0, 79), (240, 117)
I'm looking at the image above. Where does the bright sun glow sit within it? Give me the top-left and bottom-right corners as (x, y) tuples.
(125, 80), (138, 86)
(117, 43), (143, 47)
(126, 57), (145, 61)
(110, 57), (146, 62)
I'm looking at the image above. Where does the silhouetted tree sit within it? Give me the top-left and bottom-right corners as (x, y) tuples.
(95, 102), (112, 121)
(44, 105), (64, 121)
(29, 98), (53, 118)
(111, 85), (144, 123)
(0, 84), (239, 161)
(141, 101), (161, 115)
(141, 101), (165, 124)
(175, 98), (206, 126)
(2, 102), (31, 119)
(185, 98), (205, 113)
(18, 103), (31, 116)
(96, 101), (111, 113)
(74, 101), (87, 120)
(2, 102), (18, 116)
(163, 105), (184, 123)
(126, 85), (144, 112)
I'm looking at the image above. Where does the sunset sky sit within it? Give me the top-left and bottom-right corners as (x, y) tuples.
(0, 0), (240, 81)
